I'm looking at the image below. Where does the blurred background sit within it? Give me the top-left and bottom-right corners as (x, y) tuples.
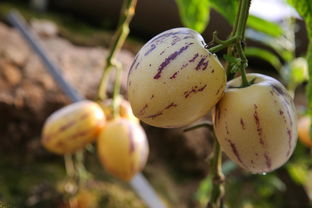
(0, 0), (312, 208)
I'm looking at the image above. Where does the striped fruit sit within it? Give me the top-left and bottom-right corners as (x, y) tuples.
(41, 100), (106, 154)
(101, 98), (139, 123)
(127, 27), (226, 128)
(97, 118), (149, 181)
(213, 73), (297, 173)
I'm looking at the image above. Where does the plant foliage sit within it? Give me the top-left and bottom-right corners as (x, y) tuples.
(288, 0), (312, 114)
(175, 0), (210, 33)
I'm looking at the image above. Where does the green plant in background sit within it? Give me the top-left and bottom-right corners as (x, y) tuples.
(245, 16), (309, 97)
(175, 0), (210, 33)
(288, 0), (312, 113)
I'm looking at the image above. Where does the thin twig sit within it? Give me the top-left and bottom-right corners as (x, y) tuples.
(75, 150), (91, 185)
(206, 140), (225, 208)
(184, 121), (225, 208)
(97, 0), (137, 101)
(64, 154), (75, 178)
(112, 62), (123, 118)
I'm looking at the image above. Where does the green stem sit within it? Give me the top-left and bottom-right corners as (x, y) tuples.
(75, 150), (91, 185)
(112, 63), (123, 118)
(236, 41), (249, 87)
(204, 0), (251, 207)
(64, 154), (75, 178)
(96, 0), (137, 101)
(209, 0), (251, 86)
(230, 0), (242, 36)
(227, 0), (251, 87)
(224, 0), (241, 79)
(209, 36), (238, 54)
(97, 65), (114, 101)
(235, 0), (251, 39)
(208, 1), (251, 98)
(206, 140), (225, 208)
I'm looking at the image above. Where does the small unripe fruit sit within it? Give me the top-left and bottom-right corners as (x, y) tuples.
(97, 118), (149, 181)
(213, 73), (297, 173)
(297, 115), (312, 148)
(127, 27), (226, 128)
(69, 189), (98, 208)
(42, 100), (106, 154)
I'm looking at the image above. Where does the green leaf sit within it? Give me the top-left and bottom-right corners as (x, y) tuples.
(208, 0), (238, 25)
(175, 0), (210, 33)
(179, 0), (283, 38)
(195, 174), (212, 206)
(288, 0), (312, 29)
(208, 1), (283, 38)
(287, 163), (309, 185)
(247, 15), (284, 37)
(306, 44), (312, 116)
(175, 0), (238, 28)
(245, 47), (282, 71)
(281, 57), (309, 92)
(223, 54), (240, 63)
(223, 54), (241, 74)
(290, 57), (309, 83)
(245, 29), (294, 62)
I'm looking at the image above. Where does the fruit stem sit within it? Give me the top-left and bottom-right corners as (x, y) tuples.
(204, 1), (251, 207)
(208, 36), (238, 54)
(75, 150), (91, 185)
(97, 64), (114, 101)
(206, 138), (225, 208)
(235, 0), (250, 40)
(96, 0), (137, 101)
(208, 0), (251, 87)
(112, 62), (122, 118)
(236, 40), (249, 87)
(228, 0), (251, 87)
(64, 154), (75, 178)
(184, 122), (225, 208)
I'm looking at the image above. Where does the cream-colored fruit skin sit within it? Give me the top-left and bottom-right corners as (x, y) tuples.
(42, 100), (106, 154)
(127, 28), (226, 128)
(97, 118), (149, 181)
(213, 73), (297, 173)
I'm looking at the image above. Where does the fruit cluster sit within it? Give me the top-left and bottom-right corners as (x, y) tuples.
(127, 27), (298, 173)
(42, 27), (298, 177)
(41, 99), (149, 181)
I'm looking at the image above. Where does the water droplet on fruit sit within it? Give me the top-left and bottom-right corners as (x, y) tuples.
(260, 172), (267, 176)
